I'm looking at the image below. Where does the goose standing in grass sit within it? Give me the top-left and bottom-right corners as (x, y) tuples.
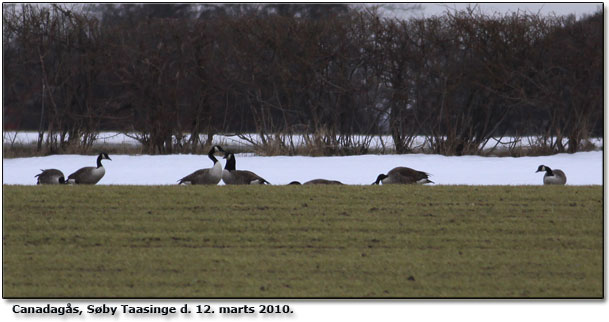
(35, 169), (66, 184)
(178, 145), (226, 185)
(536, 165), (567, 185)
(289, 179), (344, 185)
(67, 152), (111, 184)
(372, 166), (433, 185)
(222, 153), (270, 185)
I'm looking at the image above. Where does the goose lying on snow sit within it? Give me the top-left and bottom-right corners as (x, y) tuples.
(536, 165), (567, 185)
(373, 166), (433, 185)
(67, 153), (111, 184)
(289, 179), (344, 185)
(35, 169), (65, 184)
(222, 153), (270, 185)
(178, 145), (226, 185)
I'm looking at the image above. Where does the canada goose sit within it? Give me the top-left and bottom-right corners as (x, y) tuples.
(372, 166), (433, 185)
(67, 152), (111, 184)
(35, 169), (66, 184)
(289, 179), (344, 185)
(178, 145), (226, 185)
(536, 165), (567, 185)
(222, 153), (270, 185)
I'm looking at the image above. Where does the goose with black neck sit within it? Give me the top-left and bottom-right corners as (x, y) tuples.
(67, 152), (112, 184)
(178, 145), (226, 185)
(222, 153), (270, 185)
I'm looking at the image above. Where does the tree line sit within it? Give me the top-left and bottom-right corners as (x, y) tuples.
(2, 4), (603, 155)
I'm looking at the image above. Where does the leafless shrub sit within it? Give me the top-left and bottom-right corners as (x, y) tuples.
(3, 4), (602, 156)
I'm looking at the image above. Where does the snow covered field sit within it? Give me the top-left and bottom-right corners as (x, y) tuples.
(2, 151), (602, 185)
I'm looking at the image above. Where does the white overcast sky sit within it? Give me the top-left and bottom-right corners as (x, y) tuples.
(379, 2), (602, 19)
(14, 2), (603, 19)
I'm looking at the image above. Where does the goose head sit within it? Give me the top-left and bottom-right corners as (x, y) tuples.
(372, 174), (388, 185)
(208, 145), (226, 163)
(96, 152), (112, 167)
(223, 152), (236, 171)
(209, 145), (226, 156)
(536, 165), (548, 173)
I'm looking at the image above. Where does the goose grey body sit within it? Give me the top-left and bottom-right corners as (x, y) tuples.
(222, 153), (270, 185)
(67, 153), (111, 184)
(373, 167), (433, 185)
(178, 145), (225, 185)
(289, 179), (343, 185)
(536, 165), (567, 185)
(35, 169), (65, 184)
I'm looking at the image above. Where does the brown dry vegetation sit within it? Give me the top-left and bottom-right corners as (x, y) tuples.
(3, 4), (603, 156)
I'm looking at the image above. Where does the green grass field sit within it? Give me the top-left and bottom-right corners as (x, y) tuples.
(2, 185), (603, 298)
